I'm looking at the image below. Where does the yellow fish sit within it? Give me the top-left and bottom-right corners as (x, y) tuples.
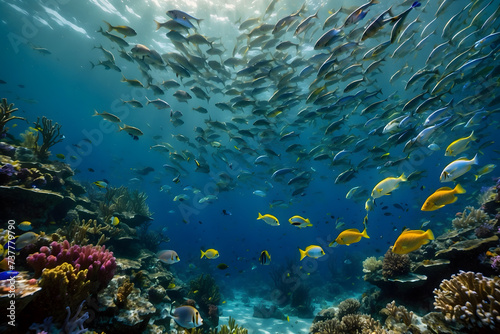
(167, 283), (176, 289)
(93, 180), (108, 189)
(445, 131), (476, 156)
(200, 248), (219, 259)
(288, 215), (312, 228)
(365, 197), (374, 211)
(421, 184), (466, 211)
(299, 245), (325, 261)
(474, 164), (496, 181)
(18, 221), (32, 231)
(259, 250), (271, 265)
(257, 213), (279, 226)
(331, 226), (369, 246)
(392, 229), (434, 254)
(371, 173), (407, 199)
(110, 216), (120, 226)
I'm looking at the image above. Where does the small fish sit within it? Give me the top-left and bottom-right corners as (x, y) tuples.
(365, 198), (374, 211)
(93, 180), (108, 189)
(119, 124), (144, 137)
(392, 229), (434, 254)
(288, 215), (313, 228)
(299, 245), (325, 261)
(56, 153), (65, 160)
(421, 184), (466, 211)
(440, 154), (478, 182)
(259, 250), (271, 265)
(18, 221), (32, 231)
(157, 250), (180, 264)
(200, 249), (219, 259)
(103, 20), (137, 37)
(371, 173), (407, 198)
(110, 216), (120, 226)
(167, 283), (176, 289)
(0, 271), (19, 281)
(15, 232), (38, 249)
(253, 190), (267, 197)
(222, 209), (232, 216)
(445, 131), (476, 156)
(475, 164), (496, 180)
(93, 109), (121, 122)
(217, 263), (229, 270)
(257, 213), (279, 226)
(331, 226), (369, 246)
(171, 305), (203, 329)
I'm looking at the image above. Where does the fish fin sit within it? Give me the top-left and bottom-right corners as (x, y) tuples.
(328, 240), (336, 247)
(257, 212), (263, 220)
(200, 250), (205, 259)
(103, 20), (113, 32)
(454, 184), (466, 194)
(469, 130), (476, 141)
(450, 196), (459, 203)
(472, 153), (479, 165)
(361, 226), (370, 239)
(436, 186), (453, 191)
(299, 248), (307, 261)
(425, 229), (434, 240)
(399, 172), (407, 181)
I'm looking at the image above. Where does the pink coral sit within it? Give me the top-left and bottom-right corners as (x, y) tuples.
(26, 240), (116, 291)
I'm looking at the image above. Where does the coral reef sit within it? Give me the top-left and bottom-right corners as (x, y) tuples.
(215, 317), (248, 334)
(32, 116), (64, 160)
(381, 249), (411, 278)
(452, 206), (495, 230)
(337, 298), (360, 320)
(310, 313), (386, 334)
(380, 300), (414, 330)
(434, 270), (500, 332)
(0, 98), (25, 136)
(26, 239), (116, 292)
(56, 218), (111, 246)
(188, 274), (221, 331)
(362, 256), (383, 273)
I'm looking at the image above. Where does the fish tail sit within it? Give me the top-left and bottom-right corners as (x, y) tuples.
(103, 20), (113, 32)
(469, 130), (476, 141)
(472, 153), (479, 165)
(399, 172), (407, 181)
(454, 184), (466, 194)
(92, 109), (99, 116)
(89, 61), (95, 69)
(361, 226), (370, 239)
(425, 229), (434, 240)
(299, 248), (307, 261)
(474, 174), (479, 181)
(154, 20), (161, 31)
(200, 249), (206, 259)
(412, 2), (421, 8)
(257, 212), (263, 220)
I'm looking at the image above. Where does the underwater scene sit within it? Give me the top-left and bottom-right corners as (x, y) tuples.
(1, 0), (500, 333)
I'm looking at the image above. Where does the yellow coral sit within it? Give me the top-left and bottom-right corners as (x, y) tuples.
(116, 278), (134, 307)
(38, 262), (91, 321)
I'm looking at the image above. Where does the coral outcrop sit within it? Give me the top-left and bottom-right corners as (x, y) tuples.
(382, 249), (411, 278)
(32, 116), (64, 160)
(26, 239), (116, 292)
(434, 270), (500, 332)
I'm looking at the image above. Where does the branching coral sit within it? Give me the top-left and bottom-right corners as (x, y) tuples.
(0, 98), (25, 135)
(116, 278), (134, 308)
(33, 116), (64, 160)
(26, 239), (116, 292)
(452, 206), (495, 230)
(310, 314), (386, 334)
(382, 249), (411, 278)
(38, 262), (91, 322)
(434, 271), (500, 332)
(362, 256), (383, 273)
(56, 218), (111, 246)
(380, 300), (413, 327)
(214, 317), (248, 334)
(337, 298), (360, 320)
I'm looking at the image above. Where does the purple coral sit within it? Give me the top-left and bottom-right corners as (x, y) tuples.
(492, 256), (500, 272)
(475, 223), (494, 238)
(26, 240), (116, 291)
(0, 163), (16, 185)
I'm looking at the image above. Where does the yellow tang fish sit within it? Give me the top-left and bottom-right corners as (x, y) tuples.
(299, 245), (325, 261)
(392, 229), (434, 254)
(200, 248), (219, 259)
(257, 213), (279, 226)
(330, 226), (369, 246)
(445, 131), (476, 156)
(371, 173), (407, 199)
(421, 184), (466, 211)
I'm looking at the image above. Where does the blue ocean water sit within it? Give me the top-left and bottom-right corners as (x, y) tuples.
(1, 0), (499, 331)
